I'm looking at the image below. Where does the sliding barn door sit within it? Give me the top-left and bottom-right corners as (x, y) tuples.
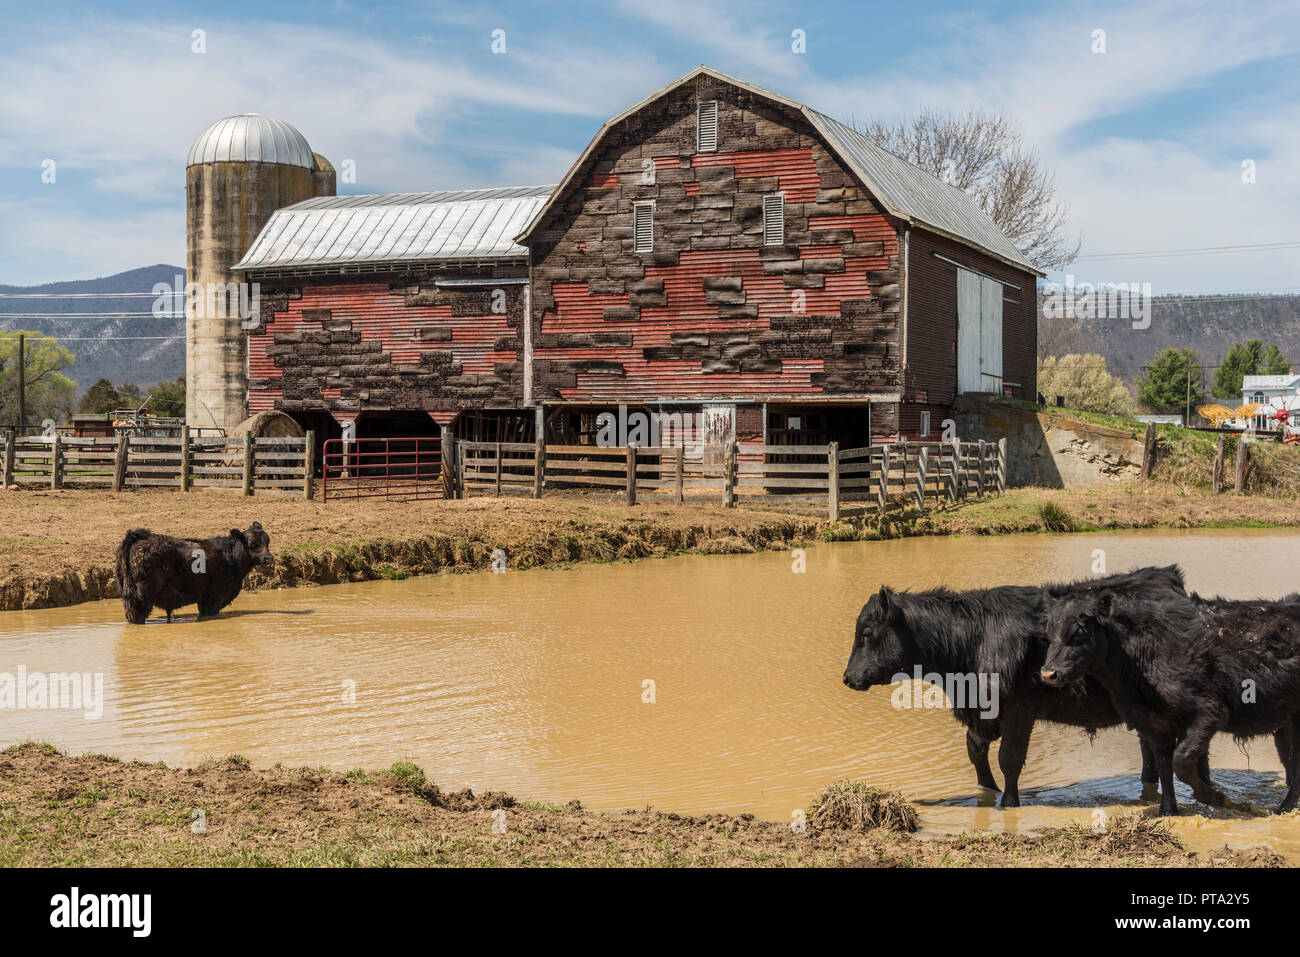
(957, 268), (1004, 395)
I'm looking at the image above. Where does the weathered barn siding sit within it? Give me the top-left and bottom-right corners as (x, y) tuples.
(248, 270), (527, 417)
(526, 78), (903, 434)
(900, 229), (1037, 438)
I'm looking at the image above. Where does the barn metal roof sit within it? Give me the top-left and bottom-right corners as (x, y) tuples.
(187, 114), (317, 169)
(514, 66), (1043, 276)
(233, 185), (555, 272)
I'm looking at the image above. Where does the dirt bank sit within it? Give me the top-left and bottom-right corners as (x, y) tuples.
(0, 744), (1281, 867)
(3, 483), (1299, 611)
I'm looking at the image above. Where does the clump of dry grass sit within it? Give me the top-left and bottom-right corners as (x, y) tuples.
(807, 780), (919, 833)
(1054, 811), (1182, 855)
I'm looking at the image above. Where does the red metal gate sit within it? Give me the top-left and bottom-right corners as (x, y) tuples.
(321, 436), (443, 501)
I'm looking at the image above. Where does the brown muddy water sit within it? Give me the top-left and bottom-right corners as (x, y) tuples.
(4, 528), (1300, 859)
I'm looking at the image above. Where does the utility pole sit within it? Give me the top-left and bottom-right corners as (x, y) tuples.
(1185, 361), (1190, 427)
(16, 333), (24, 431)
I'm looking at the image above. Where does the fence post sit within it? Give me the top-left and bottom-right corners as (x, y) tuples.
(1234, 435), (1248, 492)
(180, 426), (191, 491)
(827, 441), (840, 522)
(877, 444), (889, 511)
(723, 440), (736, 508)
(977, 439), (986, 496)
(675, 444), (685, 504)
(494, 442), (503, 497)
(533, 435), (545, 499)
(915, 445), (928, 509)
(1212, 434), (1225, 494)
(113, 433), (129, 491)
(1140, 422), (1157, 479)
(949, 438), (961, 502)
(626, 444), (637, 506)
(303, 430), (316, 500)
(997, 437), (1007, 495)
(50, 433), (61, 489)
(1, 430), (12, 488)
(242, 431), (254, 496)
(898, 439), (908, 490)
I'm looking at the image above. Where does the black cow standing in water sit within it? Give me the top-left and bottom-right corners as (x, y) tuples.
(1041, 580), (1300, 816)
(841, 565), (1194, 808)
(115, 523), (273, 624)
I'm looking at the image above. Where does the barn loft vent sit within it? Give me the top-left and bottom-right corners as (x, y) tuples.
(633, 202), (654, 252)
(697, 100), (718, 152)
(762, 193), (785, 245)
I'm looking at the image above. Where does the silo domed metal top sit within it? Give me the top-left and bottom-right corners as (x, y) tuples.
(186, 114), (316, 169)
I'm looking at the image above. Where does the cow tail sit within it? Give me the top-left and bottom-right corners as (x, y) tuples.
(116, 529), (153, 625)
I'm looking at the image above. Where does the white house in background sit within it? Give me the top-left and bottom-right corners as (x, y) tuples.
(1241, 373), (1300, 432)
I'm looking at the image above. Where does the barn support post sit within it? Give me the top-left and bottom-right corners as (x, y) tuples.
(1, 430), (13, 488)
(997, 437), (1007, 494)
(533, 435), (545, 499)
(440, 432), (457, 500)
(877, 444), (889, 512)
(113, 433), (129, 491)
(675, 444), (685, 504)
(303, 430), (316, 500)
(494, 442), (503, 497)
(50, 433), (61, 489)
(242, 431), (254, 496)
(915, 445), (928, 509)
(1213, 435), (1225, 494)
(626, 444), (637, 507)
(1140, 423), (1158, 479)
(1235, 436), (1249, 493)
(827, 441), (840, 522)
(723, 440), (737, 508)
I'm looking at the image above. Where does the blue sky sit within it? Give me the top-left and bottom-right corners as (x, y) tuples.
(2, 0), (1299, 294)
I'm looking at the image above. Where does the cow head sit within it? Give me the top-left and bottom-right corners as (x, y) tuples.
(1040, 590), (1114, 686)
(842, 586), (913, 691)
(232, 522), (273, 566)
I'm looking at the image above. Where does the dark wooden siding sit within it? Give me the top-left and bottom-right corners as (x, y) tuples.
(900, 229), (1037, 437)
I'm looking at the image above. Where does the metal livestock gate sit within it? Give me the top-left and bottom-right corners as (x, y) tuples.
(321, 436), (442, 501)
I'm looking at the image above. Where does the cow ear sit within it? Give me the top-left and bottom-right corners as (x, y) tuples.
(877, 586), (894, 617)
(1096, 590), (1116, 620)
(230, 529), (245, 542)
(251, 521), (263, 530)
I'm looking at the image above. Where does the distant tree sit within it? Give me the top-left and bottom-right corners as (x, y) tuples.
(1138, 347), (1205, 416)
(0, 330), (76, 428)
(144, 376), (185, 417)
(1036, 354), (1135, 416)
(1213, 339), (1292, 397)
(856, 108), (1082, 270)
(78, 379), (142, 415)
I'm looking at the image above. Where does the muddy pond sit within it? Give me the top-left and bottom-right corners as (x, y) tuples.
(4, 528), (1300, 858)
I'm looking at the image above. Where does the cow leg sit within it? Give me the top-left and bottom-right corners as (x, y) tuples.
(1276, 725), (1294, 787)
(966, 728), (1000, 792)
(1277, 716), (1300, 814)
(1174, 714), (1229, 807)
(997, 709), (1033, 809)
(1138, 737), (1159, 799)
(1150, 736), (1180, 816)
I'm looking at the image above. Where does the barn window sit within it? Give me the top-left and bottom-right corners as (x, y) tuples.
(762, 194), (785, 245)
(697, 100), (718, 152)
(919, 412), (931, 437)
(633, 202), (654, 253)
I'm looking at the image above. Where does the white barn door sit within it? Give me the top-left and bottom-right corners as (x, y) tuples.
(957, 268), (1004, 395)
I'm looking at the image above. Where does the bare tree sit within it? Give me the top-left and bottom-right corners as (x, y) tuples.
(855, 108), (1082, 271)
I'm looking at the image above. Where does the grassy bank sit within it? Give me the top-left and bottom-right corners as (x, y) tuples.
(0, 744), (1280, 868)
(3, 483), (1300, 611)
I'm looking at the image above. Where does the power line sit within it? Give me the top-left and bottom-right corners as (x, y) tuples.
(1075, 240), (1300, 261)
(0, 292), (178, 299)
(0, 313), (184, 319)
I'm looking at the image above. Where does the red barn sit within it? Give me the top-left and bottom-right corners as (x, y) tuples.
(235, 66), (1042, 453)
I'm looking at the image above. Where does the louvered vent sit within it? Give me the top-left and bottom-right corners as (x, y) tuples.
(762, 194), (785, 245)
(697, 100), (718, 152)
(634, 203), (654, 252)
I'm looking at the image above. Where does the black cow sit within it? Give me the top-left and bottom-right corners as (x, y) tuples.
(841, 565), (1192, 808)
(1041, 579), (1300, 816)
(115, 523), (273, 624)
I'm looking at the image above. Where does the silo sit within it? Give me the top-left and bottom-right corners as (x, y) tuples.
(185, 114), (335, 433)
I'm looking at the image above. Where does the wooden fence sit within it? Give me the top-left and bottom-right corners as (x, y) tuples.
(447, 436), (1007, 519)
(0, 429), (316, 498)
